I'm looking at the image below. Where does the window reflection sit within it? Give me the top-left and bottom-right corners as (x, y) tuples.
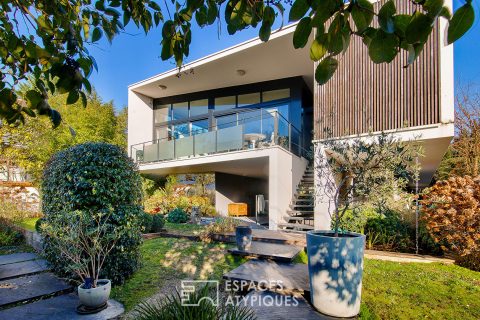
(263, 89), (290, 102)
(238, 93), (260, 107)
(190, 99), (209, 117)
(172, 102), (189, 120)
(215, 96), (236, 112)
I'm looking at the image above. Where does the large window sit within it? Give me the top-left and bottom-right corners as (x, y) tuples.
(172, 102), (189, 120)
(190, 99), (209, 117)
(214, 96), (236, 112)
(238, 93), (260, 107)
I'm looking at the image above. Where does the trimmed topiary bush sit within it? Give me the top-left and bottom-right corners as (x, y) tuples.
(151, 214), (165, 232)
(40, 143), (143, 284)
(140, 212), (154, 233)
(166, 208), (189, 224)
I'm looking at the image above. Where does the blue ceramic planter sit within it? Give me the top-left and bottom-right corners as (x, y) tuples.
(235, 226), (252, 251)
(306, 230), (366, 317)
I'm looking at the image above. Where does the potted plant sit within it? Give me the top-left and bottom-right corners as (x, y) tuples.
(40, 210), (126, 313)
(235, 225), (252, 250)
(309, 133), (420, 317)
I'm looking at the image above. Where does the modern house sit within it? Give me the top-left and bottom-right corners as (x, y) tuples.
(128, 0), (454, 231)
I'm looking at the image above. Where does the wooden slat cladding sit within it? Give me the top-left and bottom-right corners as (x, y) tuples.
(314, 0), (441, 140)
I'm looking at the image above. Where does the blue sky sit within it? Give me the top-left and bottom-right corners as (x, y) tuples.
(87, 0), (480, 111)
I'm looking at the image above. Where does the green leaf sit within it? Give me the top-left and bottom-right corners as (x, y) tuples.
(368, 30), (399, 63)
(263, 6), (275, 24)
(259, 23), (271, 42)
(378, 0), (396, 33)
(315, 57), (338, 85)
(393, 14), (411, 38)
(195, 6), (208, 26)
(447, 3), (474, 44)
(407, 43), (424, 65)
(79, 91), (88, 108)
(161, 39), (173, 60)
(293, 17), (312, 49)
(351, 0), (374, 32)
(289, 0), (309, 22)
(92, 27), (102, 42)
(424, 0), (444, 19)
(25, 90), (42, 109)
(67, 90), (80, 105)
(310, 37), (327, 61)
(406, 11), (433, 44)
(327, 14), (345, 55)
(49, 109), (62, 128)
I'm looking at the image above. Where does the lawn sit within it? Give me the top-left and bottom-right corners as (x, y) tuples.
(16, 217), (39, 232)
(163, 221), (205, 236)
(111, 237), (245, 311)
(114, 237), (480, 319)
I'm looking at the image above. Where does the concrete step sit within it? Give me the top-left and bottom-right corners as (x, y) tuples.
(0, 273), (72, 309)
(278, 223), (315, 231)
(286, 216), (314, 222)
(223, 259), (309, 293)
(287, 210), (314, 216)
(290, 204), (314, 208)
(0, 259), (49, 281)
(227, 241), (302, 262)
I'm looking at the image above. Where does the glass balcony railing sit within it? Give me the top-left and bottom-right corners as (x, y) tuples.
(131, 109), (305, 164)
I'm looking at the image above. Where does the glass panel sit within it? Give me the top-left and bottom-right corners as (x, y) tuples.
(173, 123), (190, 139)
(154, 126), (170, 140)
(194, 131), (216, 155)
(154, 105), (171, 123)
(238, 92), (260, 107)
(215, 96), (236, 112)
(175, 136), (194, 158)
(215, 114), (237, 129)
(277, 116), (290, 149)
(172, 101), (189, 120)
(191, 119), (209, 135)
(238, 110), (262, 135)
(143, 143), (158, 162)
(262, 109), (276, 144)
(217, 126), (244, 152)
(262, 89), (290, 102)
(190, 99), (209, 117)
(158, 140), (174, 160)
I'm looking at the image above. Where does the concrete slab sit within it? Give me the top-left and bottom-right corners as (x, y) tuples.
(0, 259), (49, 280)
(0, 294), (124, 319)
(228, 241), (302, 262)
(0, 253), (39, 266)
(223, 259), (309, 293)
(244, 290), (337, 319)
(0, 273), (72, 307)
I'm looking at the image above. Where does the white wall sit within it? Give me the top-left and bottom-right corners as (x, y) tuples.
(127, 89), (154, 156)
(268, 148), (308, 230)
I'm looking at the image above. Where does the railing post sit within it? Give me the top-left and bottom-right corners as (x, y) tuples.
(273, 112), (278, 145)
(288, 123), (292, 151)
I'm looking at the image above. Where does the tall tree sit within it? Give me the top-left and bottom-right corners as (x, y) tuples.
(437, 85), (480, 179)
(0, 0), (475, 127)
(0, 89), (127, 183)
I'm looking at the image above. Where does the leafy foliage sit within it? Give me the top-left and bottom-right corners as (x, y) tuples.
(0, 224), (23, 246)
(421, 175), (480, 260)
(0, 0), (474, 126)
(40, 142), (144, 284)
(40, 210), (128, 287)
(199, 217), (240, 242)
(315, 133), (421, 236)
(166, 208), (189, 224)
(134, 284), (256, 320)
(140, 212), (165, 233)
(0, 89), (127, 184)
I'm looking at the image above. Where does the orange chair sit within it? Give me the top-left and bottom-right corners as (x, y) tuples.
(228, 203), (248, 216)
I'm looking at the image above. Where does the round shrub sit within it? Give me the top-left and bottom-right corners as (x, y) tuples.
(151, 214), (165, 232)
(140, 212), (154, 233)
(41, 143), (143, 284)
(167, 208), (189, 224)
(421, 176), (480, 261)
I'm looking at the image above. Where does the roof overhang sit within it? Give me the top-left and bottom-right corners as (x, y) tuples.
(129, 24), (314, 98)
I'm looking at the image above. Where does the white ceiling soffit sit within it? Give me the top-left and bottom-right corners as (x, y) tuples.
(129, 24), (314, 98)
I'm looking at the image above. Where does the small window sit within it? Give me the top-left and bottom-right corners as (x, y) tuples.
(172, 102), (189, 120)
(238, 92), (260, 107)
(190, 99), (209, 117)
(215, 96), (236, 112)
(263, 89), (290, 102)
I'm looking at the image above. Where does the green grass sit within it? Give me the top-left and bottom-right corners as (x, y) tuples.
(16, 217), (39, 232)
(163, 222), (205, 236)
(112, 237), (480, 319)
(111, 237), (245, 311)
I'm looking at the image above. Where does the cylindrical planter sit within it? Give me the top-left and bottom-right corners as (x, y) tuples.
(78, 279), (111, 309)
(235, 226), (252, 251)
(306, 230), (366, 318)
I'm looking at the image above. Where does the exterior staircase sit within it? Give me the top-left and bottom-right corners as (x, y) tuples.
(278, 165), (315, 233)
